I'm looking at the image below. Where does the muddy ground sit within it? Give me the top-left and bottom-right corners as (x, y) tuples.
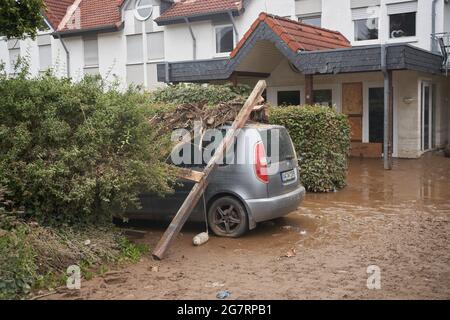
(47, 153), (450, 300)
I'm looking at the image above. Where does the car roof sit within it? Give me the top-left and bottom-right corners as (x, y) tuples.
(218, 122), (285, 130)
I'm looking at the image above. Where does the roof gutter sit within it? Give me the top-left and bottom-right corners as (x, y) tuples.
(184, 17), (197, 60)
(227, 10), (239, 41)
(52, 22), (124, 38)
(156, 9), (242, 26)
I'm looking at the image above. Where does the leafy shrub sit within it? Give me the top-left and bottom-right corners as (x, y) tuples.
(269, 105), (350, 192)
(149, 83), (250, 105)
(0, 71), (176, 224)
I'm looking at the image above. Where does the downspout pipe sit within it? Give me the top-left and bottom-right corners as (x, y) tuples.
(56, 33), (70, 78)
(432, 0), (439, 52)
(184, 17), (196, 60)
(227, 11), (239, 41)
(381, 44), (392, 170)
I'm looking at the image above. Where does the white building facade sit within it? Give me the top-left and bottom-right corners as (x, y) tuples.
(0, 0), (450, 159)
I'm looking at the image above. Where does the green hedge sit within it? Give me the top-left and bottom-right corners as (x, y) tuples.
(269, 105), (351, 192)
(0, 71), (175, 224)
(149, 83), (251, 105)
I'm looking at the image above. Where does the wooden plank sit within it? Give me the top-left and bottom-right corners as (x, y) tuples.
(342, 82), (363, 115)
(342, 82), (363, 142)
(177, 168), (204, 183)
(152, 80), (267, 260)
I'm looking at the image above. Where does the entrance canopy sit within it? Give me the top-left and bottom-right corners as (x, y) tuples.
(157, 13), (443, 83)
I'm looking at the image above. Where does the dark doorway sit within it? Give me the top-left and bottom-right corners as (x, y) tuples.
(369, 87), (384, 144)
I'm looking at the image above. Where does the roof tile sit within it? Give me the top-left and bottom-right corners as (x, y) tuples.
(230, 13), (351, 58)
(44, 0), (124, 32)
(156, 0), (243, 22)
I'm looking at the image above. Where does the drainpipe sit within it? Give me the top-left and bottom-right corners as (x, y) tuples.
(381, 44), (392, 170)
(165, 61), (170, 83)
(184, 18), (197, 60)
(227, 11), (239, 41)
(432, 0), (439, 52)
(56, 33), (70, 77)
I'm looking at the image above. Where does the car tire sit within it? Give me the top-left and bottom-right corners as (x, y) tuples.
(208, 196), (248, 237)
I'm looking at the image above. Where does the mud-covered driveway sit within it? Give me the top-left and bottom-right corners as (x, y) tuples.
(50, 152), (450, 299)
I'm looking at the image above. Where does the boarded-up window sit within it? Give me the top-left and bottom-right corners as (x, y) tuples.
(147, 32), (164, 60)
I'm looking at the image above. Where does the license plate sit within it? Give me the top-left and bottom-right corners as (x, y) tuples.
(281, 169), (296, 183)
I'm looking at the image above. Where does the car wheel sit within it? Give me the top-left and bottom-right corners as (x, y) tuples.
(208, 196), (248, 237)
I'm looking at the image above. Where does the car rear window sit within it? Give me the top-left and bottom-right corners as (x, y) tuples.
(260, 128), (295, 163)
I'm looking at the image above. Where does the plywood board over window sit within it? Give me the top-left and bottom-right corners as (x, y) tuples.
(342, 82), (363, 142)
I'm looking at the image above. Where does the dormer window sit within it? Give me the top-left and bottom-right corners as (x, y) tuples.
(215, 25), (234, 55)
(135, 0), (153, 21)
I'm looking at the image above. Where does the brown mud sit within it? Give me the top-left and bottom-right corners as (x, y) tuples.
(45, 152), (450, 300)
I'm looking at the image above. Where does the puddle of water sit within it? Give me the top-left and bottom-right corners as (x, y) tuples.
(121, 152), (450, 253)
(305, 152), (450, 215)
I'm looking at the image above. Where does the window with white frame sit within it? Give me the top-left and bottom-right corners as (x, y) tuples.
(39, 45), (52, 71)
(214, 25), (234, 55)
(298, 15), (321, 27)
(313, 89), (333, 107)
(127, 34), (143, 64)
(352, 6), (379, 41)
(8, 39), (20, 74)
(135, 0), (153, 21)
(277, 90), (301, 106)
(147, 32), (164, 61)
(126, 34), (144, 86)
(37, 35), (52, 72)
(387, 1), (417, 38)
(83, 36), (99, 74)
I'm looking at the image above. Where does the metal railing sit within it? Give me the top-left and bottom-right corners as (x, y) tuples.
(431, 32), (450, 75)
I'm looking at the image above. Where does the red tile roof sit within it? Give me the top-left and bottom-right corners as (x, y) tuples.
(44, 0), (75, 29)
(44, 0), (124, 32)
(156, 0), (243, 22)
(231, 13), (351, 58)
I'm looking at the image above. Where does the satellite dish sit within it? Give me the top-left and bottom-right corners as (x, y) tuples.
(135, 0), (153, 21)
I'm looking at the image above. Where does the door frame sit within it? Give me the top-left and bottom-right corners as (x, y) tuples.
(420, 80), (434, 152)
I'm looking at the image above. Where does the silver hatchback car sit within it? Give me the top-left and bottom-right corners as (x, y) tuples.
(126, 123), (305, 237)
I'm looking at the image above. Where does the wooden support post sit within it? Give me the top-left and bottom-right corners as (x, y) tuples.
(388, 70), (394, 166)
(383, 69), (393, 170)
(305, 74), (314, 105)
(152, 80), (267, 260)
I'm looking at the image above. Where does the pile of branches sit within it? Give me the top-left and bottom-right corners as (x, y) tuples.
(149, 98), (268, 136)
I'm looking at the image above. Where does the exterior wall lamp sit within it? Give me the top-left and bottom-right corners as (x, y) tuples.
(403, 97), (416, 105)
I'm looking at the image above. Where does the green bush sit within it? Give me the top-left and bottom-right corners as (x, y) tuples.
(269, 105), (350, 192)
(0, 70), (176, 224)
(149, 83), (250, 105)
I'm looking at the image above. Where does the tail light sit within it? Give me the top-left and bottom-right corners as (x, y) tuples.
(254, 142), (269, 184)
